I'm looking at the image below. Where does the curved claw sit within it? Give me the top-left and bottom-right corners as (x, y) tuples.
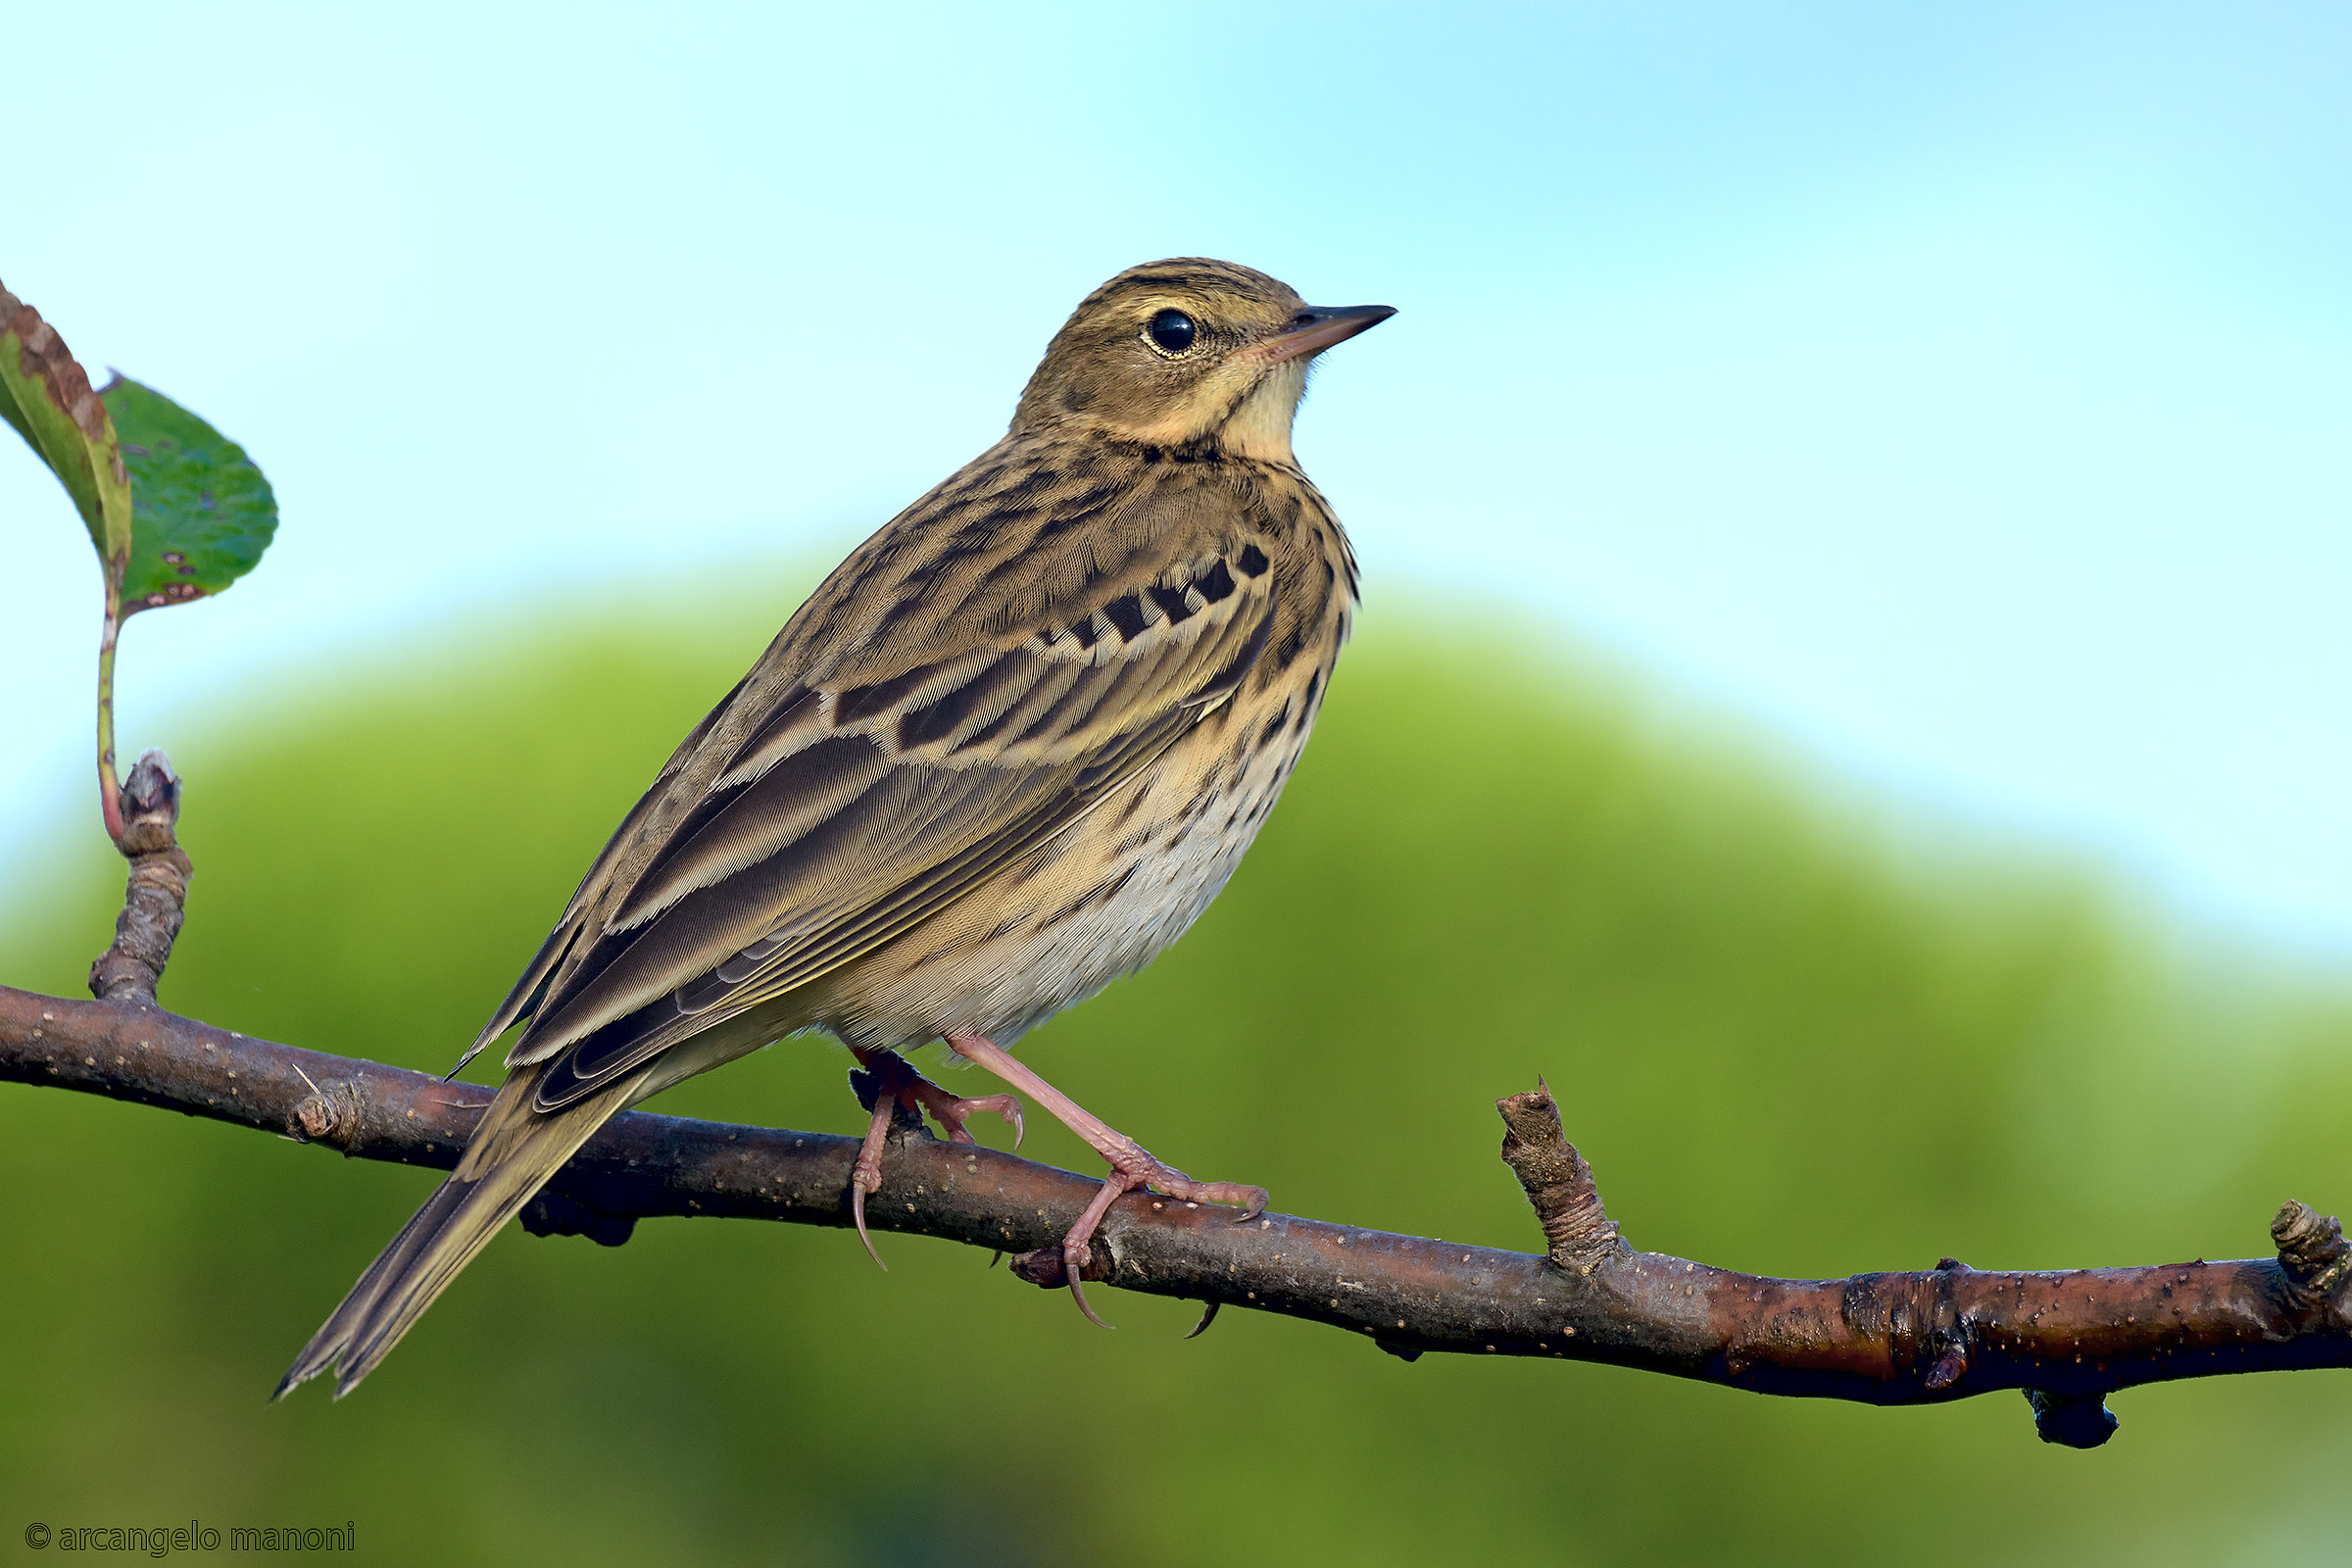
(1184, 1298), (1222, 1340)
(850, 1177), (887, 1272)
(1065, 1246), (1114, 1329)
(956, 1093), (1024, 1152)
(1228, 1186), (1270, 1224)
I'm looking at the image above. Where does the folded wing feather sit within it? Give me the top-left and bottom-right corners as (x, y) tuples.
(464, 514), (1278, 1110)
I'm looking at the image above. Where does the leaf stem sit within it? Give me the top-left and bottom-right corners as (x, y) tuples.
(97, 579), (123, 848)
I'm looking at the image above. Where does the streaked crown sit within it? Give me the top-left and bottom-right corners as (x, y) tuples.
(1011, 259), (1391, 464)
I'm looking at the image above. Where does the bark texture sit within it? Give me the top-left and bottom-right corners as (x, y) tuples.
(7, 986), (2349, 1448)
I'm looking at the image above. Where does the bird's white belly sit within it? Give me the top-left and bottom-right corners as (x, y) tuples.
(809, 733), (1298, 1054)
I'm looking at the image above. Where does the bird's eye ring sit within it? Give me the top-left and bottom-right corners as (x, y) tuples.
(1145, 309), (1198, 356)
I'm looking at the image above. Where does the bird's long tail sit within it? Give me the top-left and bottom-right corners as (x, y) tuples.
(275, 1062), (646, 1400)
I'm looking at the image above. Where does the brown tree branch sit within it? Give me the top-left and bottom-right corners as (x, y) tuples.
(6, 984), (2349, 1446)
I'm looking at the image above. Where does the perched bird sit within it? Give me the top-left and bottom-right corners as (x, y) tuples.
(278, 258), (1393, 1396)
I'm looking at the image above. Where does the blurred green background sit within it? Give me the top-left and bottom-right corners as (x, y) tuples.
(5, 582), (2350, 1565)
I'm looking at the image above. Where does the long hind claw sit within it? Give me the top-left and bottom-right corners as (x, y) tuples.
(1056, 1168), (1141, 1328)
(849, 1092), (894, 1272)
(1067, 1268), (1111, 1329)
(849, 1182), (884, 1271)
(844, 1049), (1026, 1269)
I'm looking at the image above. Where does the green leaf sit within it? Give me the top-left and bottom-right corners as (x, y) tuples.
(0, 280), (133, 571)
(101, 376), (279, 617)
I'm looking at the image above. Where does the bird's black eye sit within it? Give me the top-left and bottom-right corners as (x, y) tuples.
(1147, 309), (1197, 355)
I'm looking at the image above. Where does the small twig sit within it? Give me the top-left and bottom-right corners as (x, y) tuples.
(86, 751), (191, 1004)
(1496, 1077), (1625, 1271)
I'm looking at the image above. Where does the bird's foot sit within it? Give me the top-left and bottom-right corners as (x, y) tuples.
(908, 1079), (1025, 1152)
(848, 1048), (1025, 1270)
(944, 1028), (1267, 1327)
(1039, 1142), (1268, 1327)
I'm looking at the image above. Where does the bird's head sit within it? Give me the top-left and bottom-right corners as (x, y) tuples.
(1011, 258), (1393, 464)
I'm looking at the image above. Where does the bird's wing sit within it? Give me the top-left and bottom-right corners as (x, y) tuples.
(459, 450), (1282, 1110)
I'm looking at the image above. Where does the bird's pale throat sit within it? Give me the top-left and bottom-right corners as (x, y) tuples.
(1216, 360), (1310, 464)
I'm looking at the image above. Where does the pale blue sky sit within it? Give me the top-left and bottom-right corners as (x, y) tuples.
(4, 2), (2349, 952)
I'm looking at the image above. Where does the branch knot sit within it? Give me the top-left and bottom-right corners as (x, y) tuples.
(287, 1079), (366, 1152)
(2272, 1201), (2352, 1311)
(2023, 1387), (2119, 1449)
(1497, 1079), (1625, 1271)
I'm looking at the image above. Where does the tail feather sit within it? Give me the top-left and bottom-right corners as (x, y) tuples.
(275, 1065), (645, 1399)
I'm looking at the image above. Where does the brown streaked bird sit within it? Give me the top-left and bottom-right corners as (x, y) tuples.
(277, 258), (1393, 1397)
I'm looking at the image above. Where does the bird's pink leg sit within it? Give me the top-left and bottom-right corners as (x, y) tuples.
(944, 1028), (1268, 1326)
(847, 1047), (1023, 1269)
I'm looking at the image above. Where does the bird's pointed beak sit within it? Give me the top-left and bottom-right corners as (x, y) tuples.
(1250, 303), (1397, 366)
